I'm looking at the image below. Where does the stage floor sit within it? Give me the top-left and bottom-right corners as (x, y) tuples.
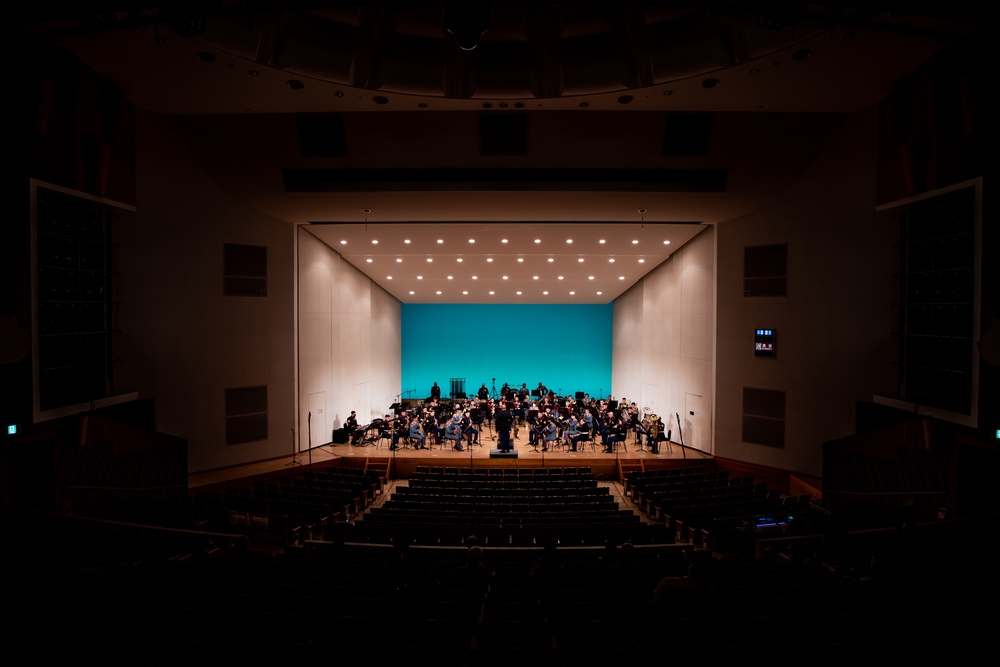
(189, 428), (710, 488)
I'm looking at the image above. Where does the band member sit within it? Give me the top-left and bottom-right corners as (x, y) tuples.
(478, 383), (489, 400)
(604, 412), (627, 453)
(430, 382), (441, 400)
(445, 416), (464, 451)
(648, 414), (662, 454)
(542, 419), (558, 452)
(391, 415), (407, 450)
(423, 409), (441, 446)
(409, 415), (427, 449)
(563, 412), (580, 451)
(462, 410), (479, 446)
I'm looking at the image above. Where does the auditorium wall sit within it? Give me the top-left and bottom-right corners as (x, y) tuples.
(714, 107), (897, 478)
(116, 112), (296, 473)
(613, 225), (716, 455)
(297, 226), (402, 447)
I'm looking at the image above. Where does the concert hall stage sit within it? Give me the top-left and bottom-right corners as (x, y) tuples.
(189, 431), (706, 488)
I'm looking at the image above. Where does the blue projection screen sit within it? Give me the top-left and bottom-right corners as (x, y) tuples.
(401, 304), (612, 402)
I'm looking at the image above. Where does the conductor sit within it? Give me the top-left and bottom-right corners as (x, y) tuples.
(430, 382), (441, 400)
(495, 401), (513, 452)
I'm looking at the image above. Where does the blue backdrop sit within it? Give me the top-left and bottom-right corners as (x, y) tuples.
(401, 304), (613, 402)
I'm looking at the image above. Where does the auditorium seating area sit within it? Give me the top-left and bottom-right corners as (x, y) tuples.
(5, 453), (997, 661)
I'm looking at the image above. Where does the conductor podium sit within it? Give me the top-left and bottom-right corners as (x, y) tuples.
(490, 449), (518, 459)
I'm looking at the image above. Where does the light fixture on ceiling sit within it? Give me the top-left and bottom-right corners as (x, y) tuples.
(362, 207), (371, 231)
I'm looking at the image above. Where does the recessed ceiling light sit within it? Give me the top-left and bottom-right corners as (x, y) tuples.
(468, 239), (475, 244)
(516, 291), (522, 295)
(387, 276), (393, 280)
(566, 239), (573, 244)
(597, 291), (603, 295)
(517, 258), (524, 263)
(639, 259), (645, 263)
(664, 240), (671, 245)
(547, 258), (554, 263)
(619, 276), (625, 280)
(588, 276), (595, 280)
(447, 275), (453, 280)
(396, 258), (403, 263)
(463, 291), (468, 295)
(502, 276), (508, 280)
(457, 258), (463, 263)
(543, 291), (549, 295)
(366, 258), (373, 263)
(426, 258), (433, 262)
(534, 239), (541, 244)
(599, 239), (606, 244)
(578, 258), (584, 263)
(533, 276), (539, 280)
(609, 258), (615, 263)
(486, 258), (493, 263)
(436, 291), (442, 295)
(569, 291), (576, 295)
(372, 240), (378, 244)
(632, 239), (639, 244)
(437, 239), (444, 244)
(417, 276), (423, 280)
(472, 275), (478, 280)
(403, 239), (410, 244)
(409, 291), (414, 295)
(501, 239), (509, 244)
(489, 291), (495, 295)
(340, 240), (347, 245)
(558, 276), (564, 280)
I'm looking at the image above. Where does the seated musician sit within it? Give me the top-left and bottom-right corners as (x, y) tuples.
(423, 409), (440, 445)
(542, 419), (558, 452)
(390, 416), (407, 450)
(462, 410), (479, 445)
(564, 413), (580, 451)
(445, 416), (465, 451)
(408, 415), (427, 449)
(604, 412), (627, 453)
(637, 410), (653, 446)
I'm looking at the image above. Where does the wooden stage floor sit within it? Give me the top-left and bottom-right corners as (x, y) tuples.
(189, 427), (711, 489)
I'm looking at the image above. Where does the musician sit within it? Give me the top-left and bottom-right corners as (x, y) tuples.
(390, 415), (407, 450)
(423, 410), (441, 446)
(445, 415), (464, 451)
(409, 415), (427, 449)
(462, 410), (480, 446)
(349, 411), (370, 446)
(637, 411), (653, 448)
(564, 412), (580, 451)
(477, 383), (489, 400)
(518, 383), (530, 402)
(495, 401), (513, 452)
(542, 419), (559, 452)
(648, 415), (662, 454)
(603, 412), (627, 453)
(430, 382), (441, 400)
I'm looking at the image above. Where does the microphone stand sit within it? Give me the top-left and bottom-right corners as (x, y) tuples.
(307, 411), (313, 473)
